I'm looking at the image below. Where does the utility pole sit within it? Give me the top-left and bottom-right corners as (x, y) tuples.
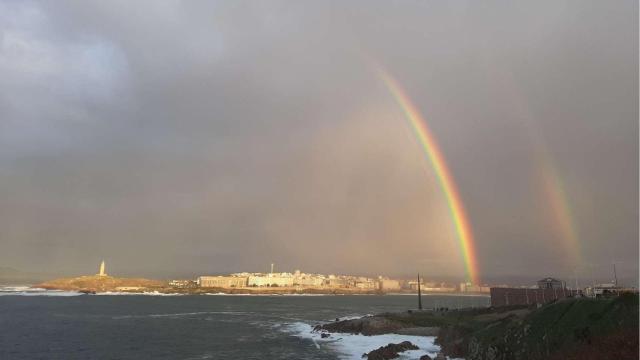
(613, 263), (619, 295)
(417, 273), (423, 310)
(589, 265), (596, 292)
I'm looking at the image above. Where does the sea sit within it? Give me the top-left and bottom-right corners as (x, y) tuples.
(0, 286), (490, 360)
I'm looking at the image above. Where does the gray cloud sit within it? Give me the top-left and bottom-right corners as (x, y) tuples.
(0, 0), (637, 284)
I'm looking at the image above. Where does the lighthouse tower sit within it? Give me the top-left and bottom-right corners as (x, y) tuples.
(97, 260), (107, 277)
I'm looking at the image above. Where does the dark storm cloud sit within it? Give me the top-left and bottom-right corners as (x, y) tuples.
(0, 0), (637, 284)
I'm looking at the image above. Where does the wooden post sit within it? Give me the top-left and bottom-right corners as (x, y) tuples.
(417, 273), (423, 310)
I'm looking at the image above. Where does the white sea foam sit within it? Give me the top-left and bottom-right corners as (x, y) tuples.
(202, 292), (330, 296)
(147, 311), (249, 317)
(0, 286), (189, 297)
(112, 311), (251, 319)
(285, 322), (443, 360)
(0, 286), (33, 292)
(94, 291), (184, 296)
(0, 286), (82, 296)
(337, 314), (372, 321)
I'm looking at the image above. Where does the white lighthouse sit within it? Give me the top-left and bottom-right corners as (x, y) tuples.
(97, 260), (107, 277)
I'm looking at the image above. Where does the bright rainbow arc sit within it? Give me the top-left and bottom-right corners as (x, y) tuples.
(376, 68), (480, 285)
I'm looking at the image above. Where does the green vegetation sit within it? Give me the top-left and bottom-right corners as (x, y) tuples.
(491, 294), (635, 359)
(316, 293), (638, 359)
(431, 294), (638, 360)
(343, 294), (640, 359)
(384, 305), (529, 329)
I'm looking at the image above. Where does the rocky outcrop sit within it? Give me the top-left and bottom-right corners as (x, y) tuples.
(321, 294), (638, 360)
(361, 341), (419, 360)
(315, 315), (415, 336)
(37, 275), (166, 292)
(394, 327), (439, 336)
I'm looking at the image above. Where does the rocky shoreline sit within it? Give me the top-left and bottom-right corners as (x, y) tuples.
(314, 293), (639, 360)
(316, 313), (440, 336)
(314, 314), (447, 359)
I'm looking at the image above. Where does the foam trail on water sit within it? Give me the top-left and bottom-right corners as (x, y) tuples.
(0, 286), (83, 296)
(284, 322), (442, 360)
(95, 291), (184, 296)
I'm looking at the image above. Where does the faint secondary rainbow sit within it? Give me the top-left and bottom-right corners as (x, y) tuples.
(537, 154), (582, 266)
(493, 68), (583, 267)
(375, 67), (480, 285)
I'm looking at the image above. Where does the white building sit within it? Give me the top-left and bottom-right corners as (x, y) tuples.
(378, 278), (401, 291)
(294, 275), (324, 287)
(198, 276), (248, 288)
(248, 273), (294, 287)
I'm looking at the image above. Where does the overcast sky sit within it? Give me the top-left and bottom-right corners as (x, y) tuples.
(0, 0), (637, 284)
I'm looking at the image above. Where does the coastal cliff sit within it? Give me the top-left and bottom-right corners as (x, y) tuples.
(319, 294), (639, 360)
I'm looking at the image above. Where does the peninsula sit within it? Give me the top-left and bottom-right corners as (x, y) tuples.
(35, 261), (489, 295)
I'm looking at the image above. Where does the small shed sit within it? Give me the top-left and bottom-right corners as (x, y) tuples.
(537, 277), (563, 289)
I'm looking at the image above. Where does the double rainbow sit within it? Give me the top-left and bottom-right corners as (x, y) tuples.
(375, 67), (480, 285)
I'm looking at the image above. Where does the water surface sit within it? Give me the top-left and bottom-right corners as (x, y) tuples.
(0, 288), (489, 359)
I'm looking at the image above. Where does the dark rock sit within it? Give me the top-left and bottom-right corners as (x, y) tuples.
(318, 315), (407, 335)
(419, 355), (432, 360)
(363, 341), (419, 360)
(320, 332), (330, 338)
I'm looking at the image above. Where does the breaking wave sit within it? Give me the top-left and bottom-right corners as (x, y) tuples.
(0, 286), (82, 297)
(284, 321), (441, 360)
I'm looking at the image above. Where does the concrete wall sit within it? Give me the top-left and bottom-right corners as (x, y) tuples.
(490, 287), (577, 307)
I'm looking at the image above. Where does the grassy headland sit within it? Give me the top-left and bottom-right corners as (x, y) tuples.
(319, 293), (639, 360)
